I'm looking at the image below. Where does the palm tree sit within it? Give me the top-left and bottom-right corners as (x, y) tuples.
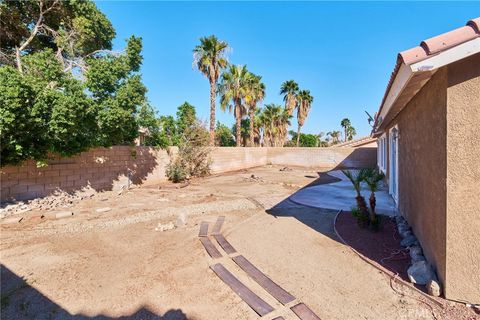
(244, 73), (265, 146)
(340, 118), (351, 142)
(280, 80), (299, 145)
(280, 80), (299, 115)
(342, 169), (370, 220)
(347, 125), (357, 141)
(296, 90), (314, 147)
(327, 130), (342, 144)
(218, 64), (249, 147)
(193, 35), (229, 145)
(363, 168), (385, 222)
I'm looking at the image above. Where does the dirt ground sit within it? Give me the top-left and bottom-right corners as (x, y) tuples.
(1, 165), (477, 319)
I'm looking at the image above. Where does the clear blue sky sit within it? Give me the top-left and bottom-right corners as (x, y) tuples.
(96, 1), (479, 138)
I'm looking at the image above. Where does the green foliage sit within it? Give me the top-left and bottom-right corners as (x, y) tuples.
(288, 131), (319, 147)
(231, 119), (250, 146)
(363, 168), (385, 193)
(136, 102), (167, 148)
(0, 51), (98, 165)
(166, 122), (211, 182)
(0, 1), (147, 166)
(176, 102), (196, 134)
(215, 121), (235, 146)
(351, 207), (369, 228)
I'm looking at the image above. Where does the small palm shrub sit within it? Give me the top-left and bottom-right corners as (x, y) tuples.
(343, 168), (384, 230)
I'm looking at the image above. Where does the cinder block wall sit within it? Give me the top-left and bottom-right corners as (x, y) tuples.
(1, 146), (376, 201)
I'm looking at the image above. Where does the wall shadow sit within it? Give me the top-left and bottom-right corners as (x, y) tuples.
(2, 146), (163, 203)
(331, 147), (377, 170)
(1, 265), (190, 320)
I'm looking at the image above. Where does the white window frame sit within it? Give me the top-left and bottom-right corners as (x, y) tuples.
(377, 134), (387, 173)
(389, 125), (399, 203)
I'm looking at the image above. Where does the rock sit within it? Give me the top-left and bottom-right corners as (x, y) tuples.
(155, 222), (176, 232)
(157, 198), (169, 202)
(96, 207), (111, 213)
(408, 261), (435, 285)
(175, 212), (187, 227)
(426, 279), (442, 297)
(401, 234), (418, 247)
(55, 211), (74, 219)
(279, 167), (292, 172)
(409, 246), (426, 262)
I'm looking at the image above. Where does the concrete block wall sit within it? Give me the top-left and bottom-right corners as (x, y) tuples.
(1, 146), (376, 201)
(266, 147), (376, 168)
(0, 146), (170, 201)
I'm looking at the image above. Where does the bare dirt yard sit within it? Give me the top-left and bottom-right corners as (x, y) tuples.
(1, 165), (477, 319)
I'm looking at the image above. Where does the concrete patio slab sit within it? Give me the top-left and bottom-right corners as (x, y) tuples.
(289, 170), (397, 216)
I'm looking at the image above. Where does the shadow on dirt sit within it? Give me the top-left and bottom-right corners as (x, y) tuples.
(1, 265), (190, 320)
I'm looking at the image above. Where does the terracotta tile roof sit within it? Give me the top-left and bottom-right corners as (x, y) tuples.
(374, 17), (480, 132)
(401, 17), (480, 64)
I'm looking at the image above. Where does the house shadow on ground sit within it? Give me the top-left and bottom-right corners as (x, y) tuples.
(1, 265), (190, 320)
(266, 153), (409, 282)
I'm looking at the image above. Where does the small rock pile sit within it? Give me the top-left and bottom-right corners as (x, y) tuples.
(244, 174), (264, 182)
(0, 191), (95, 218)
(396, 215), (442, 297)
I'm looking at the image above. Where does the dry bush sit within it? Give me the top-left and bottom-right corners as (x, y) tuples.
(166, 121), (211, 182)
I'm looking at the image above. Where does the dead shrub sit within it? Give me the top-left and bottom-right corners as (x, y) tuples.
(166, 121), (211, 182)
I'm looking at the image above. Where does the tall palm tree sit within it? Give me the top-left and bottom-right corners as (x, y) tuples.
(280, 80), (299, 145)
(280, 80), (299, 115)
(296, 90), (314, 147)
(244, 73), (265, 146)
(193, 35), (229, 145)
(340, 118), (351, 142)
(218, 64), (249, 147)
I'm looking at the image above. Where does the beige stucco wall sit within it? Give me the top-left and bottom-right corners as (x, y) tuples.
(445, 53), (480, 303)
(386, 68), (448, 287)
(383, 53), (480, 303)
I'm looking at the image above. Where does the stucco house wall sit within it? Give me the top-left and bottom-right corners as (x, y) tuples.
(381, 53), (480, 302)
(384, 68), (448, 288)
(445, 53), (480, 303)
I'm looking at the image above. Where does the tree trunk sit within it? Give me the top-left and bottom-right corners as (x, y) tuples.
(296, 125), (301, 147)
(15, 47), (23, 73)
(235, 99), (241, 147)
(209, 80), (216, 146)
(369, 192), (376, 221)
(249, 107), (254, 147)
(356, 195), (369, 218)
(344, 127), (347, 142)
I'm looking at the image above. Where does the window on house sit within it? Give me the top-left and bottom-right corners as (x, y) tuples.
(377, 134), (387, 173)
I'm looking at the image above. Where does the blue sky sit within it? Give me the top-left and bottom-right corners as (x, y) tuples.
(96, 1), (479, 138)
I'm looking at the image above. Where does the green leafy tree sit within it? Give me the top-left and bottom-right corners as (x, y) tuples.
(231, 119), (250, 147)
(159, 115), (178, 146)
(176, 101), (196, 135)
(136, 102), (169, 147)
(215, 121), (235, 146)
(288, 131), (319, 147)
(0, 50), (97, 165)
(0, 0), (115, 73)
(193, 35), (229, 145)
(0, 1), (147, 166)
